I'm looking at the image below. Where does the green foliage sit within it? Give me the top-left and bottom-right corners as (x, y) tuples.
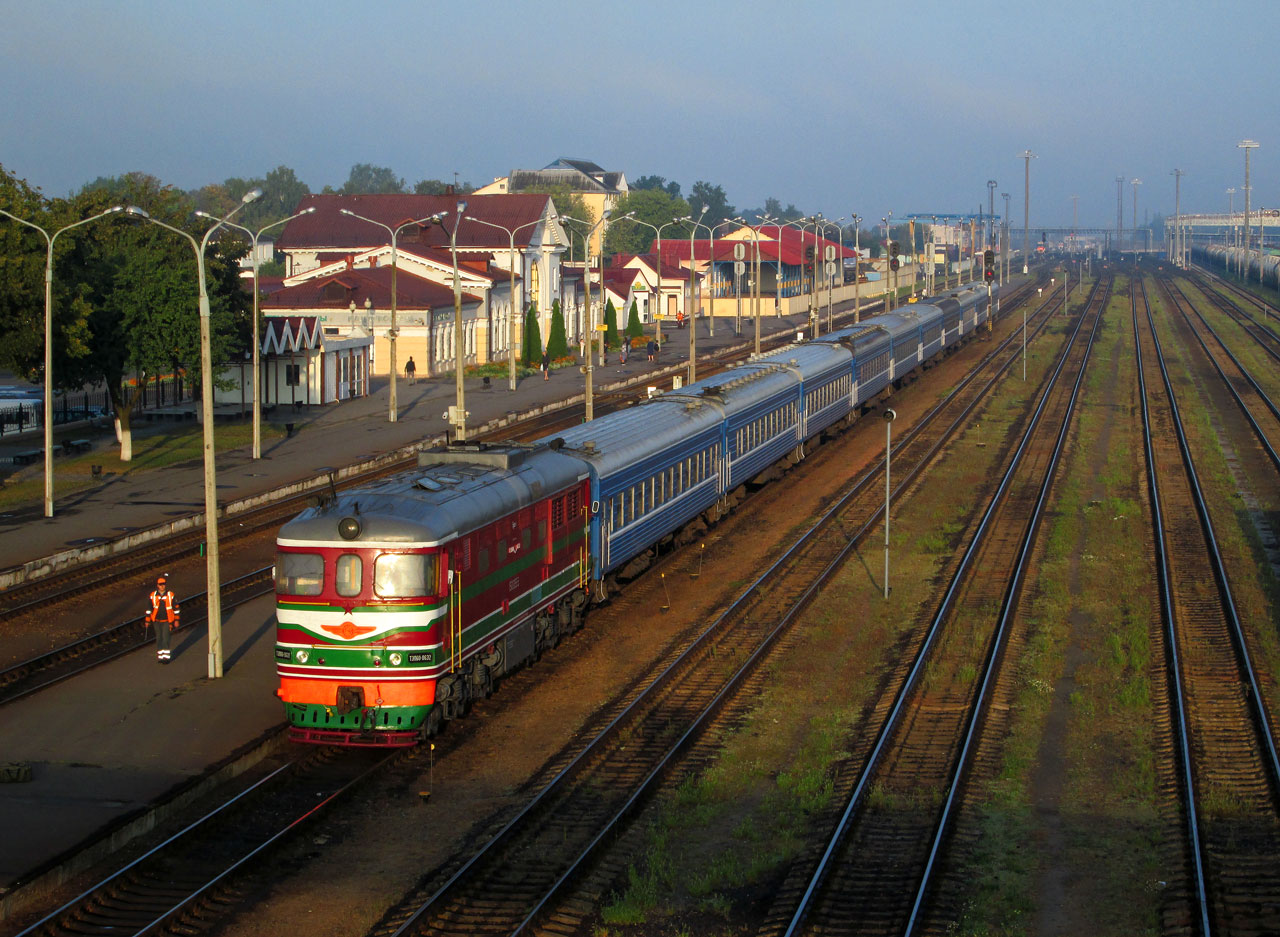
(413, 177), (474, 195)
(603, 298), (619, 350)
(632, 174), (682, 198)
(626, 299), (643, 339)
(0, 162), (48, 381)
(605, 188), (691, 255)
(688, 181), (735, 228)
(337, 163), (406, 195)
(521, 304), (543, 367)
(546, 300), (569, 359)
(258, 258), (285, 277)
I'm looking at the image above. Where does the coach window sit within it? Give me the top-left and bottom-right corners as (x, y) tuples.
(374, 553), (433, 597)
(275, 552), (323, 595)
(335, 554), (362, 597)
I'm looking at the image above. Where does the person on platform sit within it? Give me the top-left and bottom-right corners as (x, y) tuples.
(405, 356), (416, 384)
(541, 348), (550, 381)
(146, 575), (180, 664)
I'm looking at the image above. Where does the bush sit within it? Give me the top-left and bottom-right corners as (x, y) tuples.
(521, 305), (543, 367)
(546, 299), (569, 360)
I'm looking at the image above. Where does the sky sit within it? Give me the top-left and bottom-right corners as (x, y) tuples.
(2, 0), (1276, 231)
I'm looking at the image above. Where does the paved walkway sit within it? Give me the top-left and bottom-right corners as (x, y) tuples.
(0, 308), (831, 574)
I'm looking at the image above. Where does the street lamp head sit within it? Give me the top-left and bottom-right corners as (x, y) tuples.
(339, 208), (355, 217)
(243, 188), (263, 204)
(125, 206), (151, 220)
(300, 207), (316, 215)
(456, 200), (468, 214)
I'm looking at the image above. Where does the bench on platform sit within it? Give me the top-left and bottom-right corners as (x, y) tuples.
(63, 438), (92, 455)
(13, 449), (42, 466)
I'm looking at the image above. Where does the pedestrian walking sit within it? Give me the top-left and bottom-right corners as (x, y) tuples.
(405, 356), (416, 384)
(620, 341), (629, 365)
(541, 348), (550, 381)
(145, 574), (180, 664)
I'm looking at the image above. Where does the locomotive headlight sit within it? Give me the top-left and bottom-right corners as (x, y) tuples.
(296, 649), (309, 663)
(338, 516), (362, 540)
(389, 652), (403, 666)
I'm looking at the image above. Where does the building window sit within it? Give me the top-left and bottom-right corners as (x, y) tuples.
(286, 364), (301, 386)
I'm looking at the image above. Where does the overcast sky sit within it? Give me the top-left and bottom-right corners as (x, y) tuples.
(2, 0), (1275, 229)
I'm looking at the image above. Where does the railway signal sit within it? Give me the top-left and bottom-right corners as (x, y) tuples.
(983, 248), (996, 282)
(889, 241), (900, 271)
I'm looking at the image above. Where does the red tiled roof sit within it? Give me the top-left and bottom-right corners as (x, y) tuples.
(656, 226), (855, 267)
(276, 193), (553, 252)
(262, 267), (481, 312)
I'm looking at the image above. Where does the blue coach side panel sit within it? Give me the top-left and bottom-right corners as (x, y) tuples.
(544, 397), (724, 577)
(753, 342), (854, 441)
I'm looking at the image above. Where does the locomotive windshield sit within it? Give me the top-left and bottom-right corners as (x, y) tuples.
(374, 553), (437, 597)
(275, 552), (323, 595)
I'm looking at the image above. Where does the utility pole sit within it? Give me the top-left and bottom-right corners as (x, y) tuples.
(1001, 192), (1010, 283)
(1116, 177), (1125, 253)
(987, 180), (997, 248)
(1171, 170), (1184, 267)
(1240, 140), (1259, 281)
(1020, 151), (1035, 274)
(1070, 195), (1079, 254)
(1131, 179), (1142, 252)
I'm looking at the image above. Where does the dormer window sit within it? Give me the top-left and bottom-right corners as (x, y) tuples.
(322, 281), (350, 303)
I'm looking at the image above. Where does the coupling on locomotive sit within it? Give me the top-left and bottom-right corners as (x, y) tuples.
(274, 282), (996, 746)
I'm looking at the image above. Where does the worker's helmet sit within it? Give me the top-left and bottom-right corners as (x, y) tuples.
(157, 575), (167, 586)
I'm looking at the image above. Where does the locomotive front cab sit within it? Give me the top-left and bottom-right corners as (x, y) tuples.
(275, 544), (449, 746)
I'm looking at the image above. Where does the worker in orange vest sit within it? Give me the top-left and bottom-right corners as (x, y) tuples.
(146, 574), (180, 663)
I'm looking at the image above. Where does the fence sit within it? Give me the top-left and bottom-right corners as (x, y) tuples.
(0, 376), (192, 439)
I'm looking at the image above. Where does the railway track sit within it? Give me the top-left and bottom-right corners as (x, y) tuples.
(2, 282), (1055, 935)
(9, 746), (405, 937)
(748, 275), (1108, 936)
(1134, 273), (1280, 934)
(1186, 267), (1280, 362)
(357, 282), (1068, 937)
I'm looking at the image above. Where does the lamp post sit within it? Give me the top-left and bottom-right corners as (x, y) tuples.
(1171, 170), (1184, 268)
(1131, 179), (1142, 252)
(339, 208), (439, 422)
(686, 216), (739, 353)
(735, 219), (766, 354)
(1029, 287), (1041, 380)
(200, 206), (315, 458)
(817, 216), (844, 331)
(429, 202), (469, 440)
(562, 211), (620, 420)
(851, 214), (862, 321)
(685, 206), (708, 383)
(621, 215), (685, 353)
(126, 187), (261, 679)
(1001, 193), (1011, 284)
(466, 214), (541, 391)
(883, 407), (895, 599)
(1240, 139), (1260, 281)
(0, 203), (125, 517)
(1019, 150), (1036, 274)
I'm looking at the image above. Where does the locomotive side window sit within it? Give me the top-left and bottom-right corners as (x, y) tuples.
(335, 554), (362, 597)
(276, 552), (323, 595)
(374, 553), (434, 597)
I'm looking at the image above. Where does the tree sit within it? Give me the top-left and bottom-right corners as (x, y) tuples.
(62, 174), (249, 460)
(338, 163), (406, 195)
(414, 178), (475, 195)
(625, 299), (643, 341)
(521, 304), (543, 367)
(604, 188), (691, 256)
(688, 181), (734, 228)
(603, 298), (619, 351)
(546, 300), (569, 360)
(0, 163), (50, 382)
(632, 175), (681, 199)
